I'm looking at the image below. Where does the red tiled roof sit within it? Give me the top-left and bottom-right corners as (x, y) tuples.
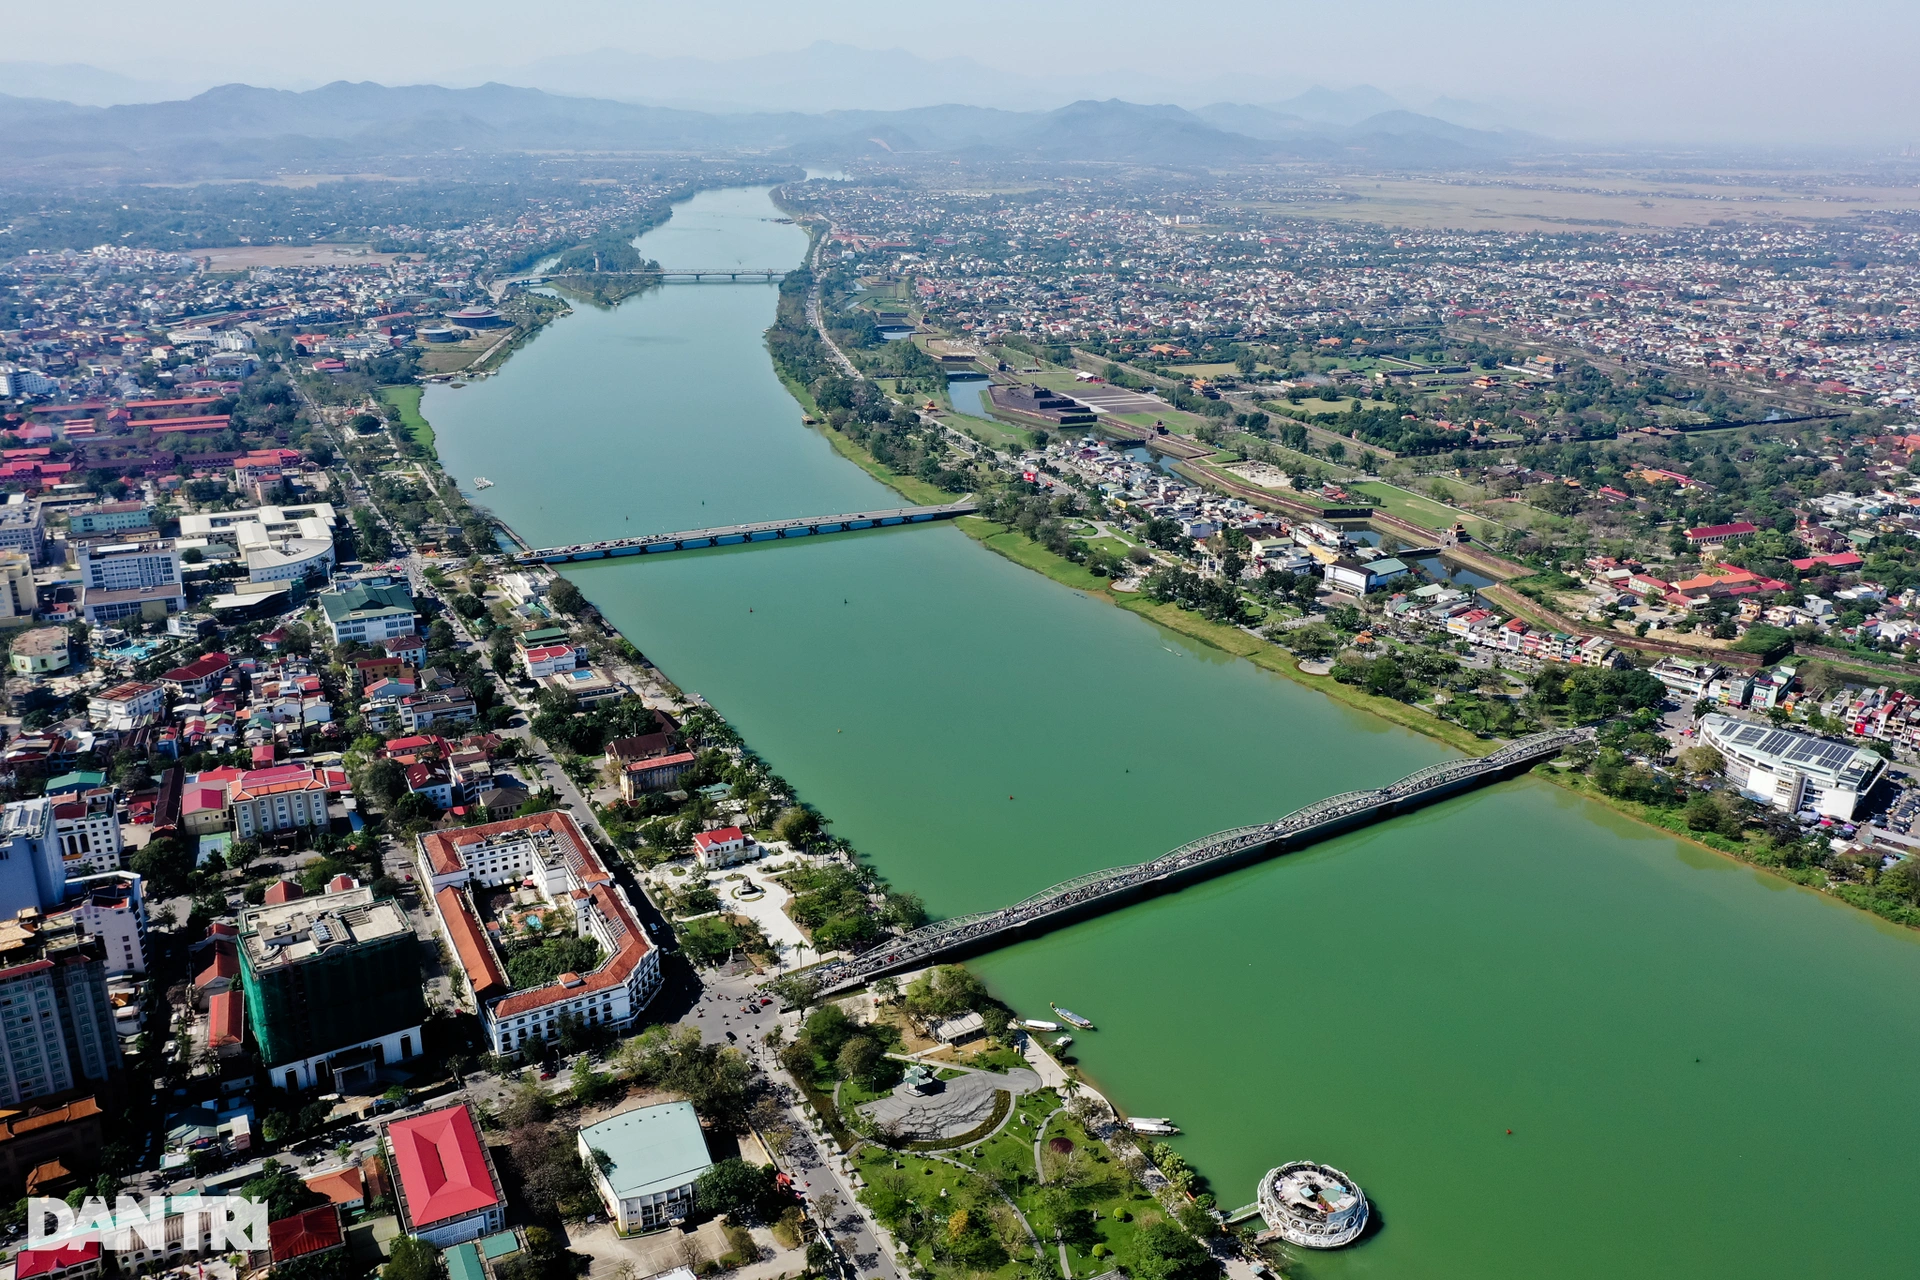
(1687, 521), (1759, 540)
(207, 989), (244, 1048)
(232, 764), (326, 801)
(693, 826), (744, 849)
(419, 810), (601, 880)
(263, 880), (303, 904)
(491, 882), (649, 1017)
(15, 1242), (101, 1278)
(1790, 552), (1864, 571)
(436, 886), (507, 1001)
(386, 1104), (499, 1229)
(268, 1206), (342, 1262)
(161, 652), (231, 683)
(305, 1165), (365, 1207)
(183, 785), (228, 816)
(195, 947), (238, 988)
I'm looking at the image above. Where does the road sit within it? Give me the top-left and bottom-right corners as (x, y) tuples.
(687, 975), (902, 1280)
(299, 376), (908, 1277)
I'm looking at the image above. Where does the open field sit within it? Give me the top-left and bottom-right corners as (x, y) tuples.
(1232, 173), (1920, 233)
(195, 242), (401, 269)
(1270, 396), (1394, 415)
(1351, 480), (1504, 540)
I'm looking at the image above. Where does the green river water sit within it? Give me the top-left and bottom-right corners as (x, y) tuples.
(426, 186), (1920, 1278)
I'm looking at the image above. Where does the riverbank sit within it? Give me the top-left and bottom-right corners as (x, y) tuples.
(772, 363), (1920, 940)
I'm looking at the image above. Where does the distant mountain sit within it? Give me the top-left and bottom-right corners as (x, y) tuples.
(1191, 103), (1321, 141)
(475, 41), (1068, 114)
(1267, 85), (1403, 126)
(0, 80), (1553, 177)
(1425, 96), (1517, 132)
(0, 62), (195, 107)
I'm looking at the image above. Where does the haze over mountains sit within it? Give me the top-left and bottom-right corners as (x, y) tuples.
(0, 77), (1545, 180)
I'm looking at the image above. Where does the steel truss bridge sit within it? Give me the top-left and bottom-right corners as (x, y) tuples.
(515, 501), (978, 564)
(806, 729), (1589, 996)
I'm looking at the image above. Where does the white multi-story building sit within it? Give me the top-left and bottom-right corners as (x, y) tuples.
(77, 538), (183, 623)
(53, 792), (122, 876)
(77, 537), (180, 592)
(88, 681), (165, 731)
(319, 581), (415, 645)
(60, 871), (148, 976)
(179, 503), (338, 584)
(1699, 713), (1887, 820)
(420, 812), (662, 1057)
(0, 497), (46, 566)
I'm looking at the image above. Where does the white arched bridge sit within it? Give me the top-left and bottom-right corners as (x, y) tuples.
(801, 729), (1590, 996)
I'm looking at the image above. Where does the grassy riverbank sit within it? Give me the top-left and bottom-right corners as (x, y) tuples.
(787, 385), (1920, 936)
(379, 385), (435, 456)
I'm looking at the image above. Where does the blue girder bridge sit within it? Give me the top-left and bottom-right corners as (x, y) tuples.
(803, 729), (1590, 996)
(516, 500), (978, 564)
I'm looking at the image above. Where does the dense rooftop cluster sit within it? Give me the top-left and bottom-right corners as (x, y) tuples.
(788, 179), (1920, 404)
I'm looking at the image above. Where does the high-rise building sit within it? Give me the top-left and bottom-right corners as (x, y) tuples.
(53, 790), (122, 877)
(0, 800), (69, 919)
(237, 885), (425, 1092)
(0, 913), (121, 1108)
(0, 549), (39, 624)
(0, 497), (46, 566)
(77, 538), (183, 624)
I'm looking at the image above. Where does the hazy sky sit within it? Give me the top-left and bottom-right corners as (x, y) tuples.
(15, 0), (1919, 144)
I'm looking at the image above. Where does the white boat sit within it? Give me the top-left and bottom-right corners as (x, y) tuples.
(1053, 1035), (1074, 1049)
(1051, 1003), (1094, 1030)
(1021, 1019), (1061, 1032)
(1128, 1117), (1180, 1135)
(473, 477), (495, 489)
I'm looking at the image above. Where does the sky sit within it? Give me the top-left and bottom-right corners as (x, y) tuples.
(8, 0), (1918, 146)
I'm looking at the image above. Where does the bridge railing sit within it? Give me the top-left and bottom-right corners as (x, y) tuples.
(806, 729), (1587, 993)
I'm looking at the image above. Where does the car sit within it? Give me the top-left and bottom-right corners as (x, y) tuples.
(726, 1031), (738, 1042)
(539, 1067), (557, 1080)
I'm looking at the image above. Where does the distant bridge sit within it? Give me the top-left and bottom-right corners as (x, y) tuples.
(656, 267), (789, 282)
(515, 501), (977, 564)
(509, 267), (790, 287)
(802, 729), (1589, 997)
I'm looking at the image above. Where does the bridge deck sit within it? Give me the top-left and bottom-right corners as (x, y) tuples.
(802, 729), (1588, 996)
(517, 501), (977, 564)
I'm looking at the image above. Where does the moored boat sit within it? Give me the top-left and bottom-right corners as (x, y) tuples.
(1127, 1117), (1179, 1135)
(1050, 1003), (1094, 1029)
(473, 477), (495, 489)
(1021, 1018), (1061, 1032)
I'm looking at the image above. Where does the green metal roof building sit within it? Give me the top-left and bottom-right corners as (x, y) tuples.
(576, 1101), (713, 1234)
(317, 581), (415, 645)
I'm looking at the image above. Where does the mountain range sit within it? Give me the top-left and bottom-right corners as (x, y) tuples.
(0, 79), (1547, 179)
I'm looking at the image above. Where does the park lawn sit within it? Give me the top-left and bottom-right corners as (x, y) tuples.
(380, 385), (435, 456)
(1350, 481), (1502, 540)
(963, 520), (1114, 593)
(1165, 362), (1241, 377)
(1081, 536), (1134, 560)
(854, 1151), (1040, 1276)
(949, 411), (1039, 450)
(1269, 396), (1394, 415)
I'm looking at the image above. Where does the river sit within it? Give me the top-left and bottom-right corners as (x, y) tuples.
(425, 185), (1920, 1279)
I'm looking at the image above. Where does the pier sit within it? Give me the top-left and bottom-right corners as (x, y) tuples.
(804, 729), (1588, 996)
(515, 501), (978, 564)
